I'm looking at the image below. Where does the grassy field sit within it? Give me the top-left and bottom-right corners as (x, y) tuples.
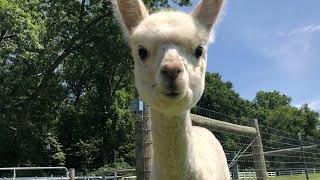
(242, 173), (320, 180)
(270, 173), (320, 180)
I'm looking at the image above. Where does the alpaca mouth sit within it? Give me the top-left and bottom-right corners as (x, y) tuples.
(165, 91), (180, 97)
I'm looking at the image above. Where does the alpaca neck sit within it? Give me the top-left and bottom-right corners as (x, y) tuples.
(151, 108), (195, 177)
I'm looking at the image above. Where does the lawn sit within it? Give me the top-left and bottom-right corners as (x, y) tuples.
(242, 173), (320, 180)
(270, 173), (320, 180)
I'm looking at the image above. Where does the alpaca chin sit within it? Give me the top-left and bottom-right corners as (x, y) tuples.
(137, 83), (194, 115)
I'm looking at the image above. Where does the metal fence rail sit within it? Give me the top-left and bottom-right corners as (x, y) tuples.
(0, 167), (69, 180)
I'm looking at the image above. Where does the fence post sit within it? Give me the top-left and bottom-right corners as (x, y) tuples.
(231, 152), (239, 180)
(142, 104), (152, 180)
(298, 133), (309, 180)
(133, 99), (152, 180)
(111, 171), (117, 180)
(69, 168), (75, 180)
(13, 169), (16, 180)
(250, 119), (267, 180)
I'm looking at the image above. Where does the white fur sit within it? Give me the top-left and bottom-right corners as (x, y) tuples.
(114, 0), (230, 179)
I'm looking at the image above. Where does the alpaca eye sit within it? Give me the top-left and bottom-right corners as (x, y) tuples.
(138, 46), (149, 61)
(194, 46), (203, 58)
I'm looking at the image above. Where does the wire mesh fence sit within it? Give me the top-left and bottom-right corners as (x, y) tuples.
(259, 125), (320, 179)
(130, 104), (320, 180)
(191, 106), (320, 180)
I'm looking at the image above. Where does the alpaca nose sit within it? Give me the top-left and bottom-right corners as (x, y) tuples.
(161, 62), (183, 80)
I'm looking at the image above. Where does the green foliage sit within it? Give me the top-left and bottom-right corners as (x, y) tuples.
(143, 0), (191, 12)
(253, 91), (292, 110)
(267, 106), (306, 134)
(0, 0), (192, 173)
(199, 73), (320, 138)
(44, 134), (66, 166)
(198, 73), (252, 122)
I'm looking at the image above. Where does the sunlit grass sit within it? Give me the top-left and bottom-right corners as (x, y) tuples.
(241, 173), (320, 180)
(269, 173), (320, 180)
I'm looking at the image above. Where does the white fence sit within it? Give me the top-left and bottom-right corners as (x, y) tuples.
(0, 167), (69, 180)
(278, 169), (320, 176)
(238, 169), (319, 179)
(0, 167), (137, 180)
(238, 171), (276, 179)
(74, 176), (136, 180)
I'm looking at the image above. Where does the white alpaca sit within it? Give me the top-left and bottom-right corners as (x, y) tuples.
(114, 0), (230, 179)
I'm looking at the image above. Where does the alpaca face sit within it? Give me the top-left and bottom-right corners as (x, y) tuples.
(115, 0), (223, 114)
(131, 12), (209, 114)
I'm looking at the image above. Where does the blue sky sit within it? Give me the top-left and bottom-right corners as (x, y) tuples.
(176, 0), (320, 112)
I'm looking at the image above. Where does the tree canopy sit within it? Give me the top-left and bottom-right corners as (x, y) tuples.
(199, 73), (320, 138)
(0, 0), (193, 172)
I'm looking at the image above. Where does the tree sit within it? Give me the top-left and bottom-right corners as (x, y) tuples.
(197, 72), (252, 123)
(251, 91), (319, 137)
(253, 91), (291, 110)
(0, 0), (192, 171)
(300, 104), (320, 137)
(266, 106), (306, 134)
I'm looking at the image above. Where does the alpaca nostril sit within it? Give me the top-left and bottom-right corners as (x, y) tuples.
(161, 63), (183, 80)
(162, 68), (182, 80)
(161, 69), (168, 75)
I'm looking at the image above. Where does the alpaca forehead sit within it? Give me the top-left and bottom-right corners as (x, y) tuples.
(131, 11), (210, 47)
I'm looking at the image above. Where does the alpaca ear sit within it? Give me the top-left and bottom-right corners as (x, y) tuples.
(192, 0), (224, 31)
(114, 0), (149, 35)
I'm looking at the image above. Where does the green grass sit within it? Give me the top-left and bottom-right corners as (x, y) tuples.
(269, 173), (320, 180)
(242, 173), (320, 180)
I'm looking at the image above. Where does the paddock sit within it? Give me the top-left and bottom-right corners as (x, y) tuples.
(1, 105), (319, 180)
(132, 104), (320, 180)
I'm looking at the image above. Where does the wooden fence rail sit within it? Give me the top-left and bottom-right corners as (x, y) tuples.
(191, 114), (257, 137)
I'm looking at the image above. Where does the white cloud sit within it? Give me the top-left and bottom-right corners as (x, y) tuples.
(288, 25), (320, 37)
(247, 24), (320, 78)
(309, 99), (320, 112)
(296, 98), (320, 112)
(255, 26), (320, 113)
(303, 25), (320, 32)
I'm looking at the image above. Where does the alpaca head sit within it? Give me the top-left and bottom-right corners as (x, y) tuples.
(115, 0), (223, 115)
